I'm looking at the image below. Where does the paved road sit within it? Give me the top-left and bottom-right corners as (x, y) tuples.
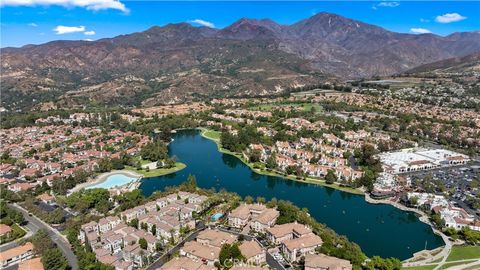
(266, 252), (287, 270)
(217, 226), (285, 270)
(8, 203), (79, 270)
(146, 228), (203, 270)
(0, 226), (34, 252)
(147, 225), (285, 270)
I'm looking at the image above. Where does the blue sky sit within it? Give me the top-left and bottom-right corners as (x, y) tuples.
(1, 1), (479, 48)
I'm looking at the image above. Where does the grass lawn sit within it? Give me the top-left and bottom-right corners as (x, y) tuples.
(132, 156), (151, 165)
(446, 246), (480, 262)
(202, 129), (221, 142)
(431, 257), (443, 264)
(0, 224), (26, 244)
(402, 265), (438, 270)
(463, 264), (480, 270)
(125, 162), (186, 178)
(439, 260), (477, 269)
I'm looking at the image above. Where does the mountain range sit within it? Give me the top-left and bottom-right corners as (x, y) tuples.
(2, 12), (480, 109)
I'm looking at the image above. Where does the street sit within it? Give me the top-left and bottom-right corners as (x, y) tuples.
(147, 224), (287, 270)
(6, 203), (79, 270)
(146, 228), (204, 270)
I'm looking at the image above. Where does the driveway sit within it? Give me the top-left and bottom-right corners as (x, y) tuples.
(7, 203), (78, 270)
(146, 224), (205, 270)
(266, 251), (287, 270)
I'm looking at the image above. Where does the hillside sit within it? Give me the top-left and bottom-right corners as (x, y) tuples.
(405, 52), (480, 74)
(2, 12), (480, 110)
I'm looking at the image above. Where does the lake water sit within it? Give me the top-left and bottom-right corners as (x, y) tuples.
(88, 173), (138, 189)
(139, 129), (444, 260)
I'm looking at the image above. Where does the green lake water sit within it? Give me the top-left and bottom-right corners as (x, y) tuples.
(139, 129), (444, 260)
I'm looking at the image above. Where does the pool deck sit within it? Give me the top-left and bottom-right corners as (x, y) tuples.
(69, 170), (143, 194)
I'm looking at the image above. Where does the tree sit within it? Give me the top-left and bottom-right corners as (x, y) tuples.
(155, 242), (162, 252)
(357, 168), (375, 192)
(249, 149), (261, 163)
(151, 224), (157, 236)
(110, 158), (125, 170)
(130, 218), (139, 229)
(31, 230), (55, 255)
(97, 158), (113, 172)
(139, 238), (147, 250)
(140, 140), (168, 162)
(325, 169), (337, 184)
(41, 248), (68, 270)
(409, 196), (419, 206)
(164, 157), (176, 168)
(219, 243), (245, 269)
(363, 256), (401, 270)
(266, 153), (277, 170)
(182, 175), (197, 192)
(256, 196), (266, 204)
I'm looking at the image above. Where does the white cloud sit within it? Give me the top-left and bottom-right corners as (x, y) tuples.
(1, 0), (129, 13)
(28, 22), (38, 27)
(84, 39), (93, 41)
(377, 1), (400, 7)
(410, 28), (432, 34)
(53, 25), (85, 34)
(84, 30), (95, 35)
(435, 13), (466, 23)
(189, 19), (215, 28)
(420, 18), (430, 23)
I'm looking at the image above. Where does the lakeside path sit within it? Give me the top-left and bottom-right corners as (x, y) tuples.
(69, 170), (143, 193)
(197, 127), (364, 195)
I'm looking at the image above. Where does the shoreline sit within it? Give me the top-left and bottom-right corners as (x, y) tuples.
(364, 194), (451, 266)
(125, 162), (186, 178)
(69, 170), (143, 194)
(197, 127), (450, 264)
(197, 127), (364, 195)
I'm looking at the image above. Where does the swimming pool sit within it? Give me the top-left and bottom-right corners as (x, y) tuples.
(211, 213), (223, 221)
(87, 173), (138, 189)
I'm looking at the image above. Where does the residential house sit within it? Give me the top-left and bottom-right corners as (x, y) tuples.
(239, 240), (266, 265)
(0, 242), (34, 267)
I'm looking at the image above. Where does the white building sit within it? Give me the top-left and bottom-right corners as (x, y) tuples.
(0, 242), (34, 267)
(407, 192), (449, 210)
(440, 206), (480, 231)
(378, 148), (469, 174)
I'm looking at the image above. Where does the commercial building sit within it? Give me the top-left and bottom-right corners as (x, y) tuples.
(379, 148), (469, 174)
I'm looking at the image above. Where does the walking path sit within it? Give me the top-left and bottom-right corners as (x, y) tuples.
(442, 259), (480, 270)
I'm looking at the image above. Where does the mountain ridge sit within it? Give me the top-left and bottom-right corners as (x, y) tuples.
(2, 12), (480, 110)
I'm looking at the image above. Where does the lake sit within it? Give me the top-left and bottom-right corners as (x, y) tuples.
(139, 129), (444, 260)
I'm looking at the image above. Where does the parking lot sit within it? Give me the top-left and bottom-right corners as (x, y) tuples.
(406, 162), (480, 216)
